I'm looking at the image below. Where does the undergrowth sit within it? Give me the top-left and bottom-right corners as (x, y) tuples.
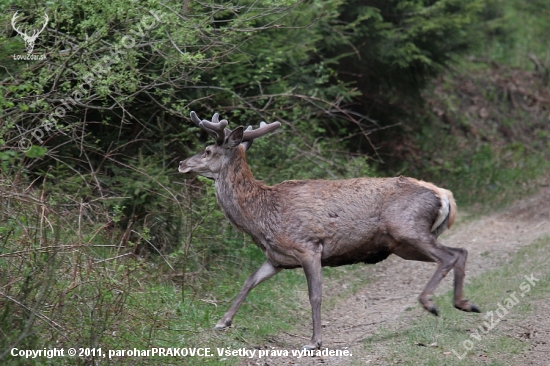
(0, 186), (373, 365)
(401, 62), (550, 211)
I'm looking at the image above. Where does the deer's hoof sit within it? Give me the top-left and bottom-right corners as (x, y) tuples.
(428, 306), (439, 316)
(214, 319), (232, 330)
(419, 298), (439, 316)
(301, 340), (322, 351)
(454, 299), (481, 313)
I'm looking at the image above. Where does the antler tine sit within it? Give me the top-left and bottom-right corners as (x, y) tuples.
(189, 111), (229, 145)
(190, 111), (202, 127)
(30, 13), (49, 37)
(242, 121), (281, 141)
(200, 115), (228, 135)
(11, 12), (25, 36)
(200, 115), (228, 145)
(38, 13), (49, 34)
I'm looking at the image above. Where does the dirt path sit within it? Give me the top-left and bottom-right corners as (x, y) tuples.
(241, 187), (550, 365)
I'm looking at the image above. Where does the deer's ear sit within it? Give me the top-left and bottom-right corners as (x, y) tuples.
(226, 126), (244, 148)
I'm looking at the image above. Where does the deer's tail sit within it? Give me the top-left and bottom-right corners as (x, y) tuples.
(431, 188), (457, 236)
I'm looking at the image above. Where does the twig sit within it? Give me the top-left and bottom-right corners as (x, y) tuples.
(0, 291), (65, 332)
(93, 252), (133, 264)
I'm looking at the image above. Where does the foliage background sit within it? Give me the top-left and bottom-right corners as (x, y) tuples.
(0, 0), (549, 364)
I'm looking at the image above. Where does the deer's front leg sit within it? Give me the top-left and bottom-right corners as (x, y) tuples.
(215, 260), (281, 329)
(301, 253), (323, 350)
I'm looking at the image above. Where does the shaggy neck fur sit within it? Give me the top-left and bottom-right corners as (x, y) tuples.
(214, 146), (280, 239)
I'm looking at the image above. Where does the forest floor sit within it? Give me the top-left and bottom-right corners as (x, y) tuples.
(238, 186), (550, 365)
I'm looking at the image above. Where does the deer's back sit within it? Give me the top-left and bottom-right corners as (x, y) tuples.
(269, 176), (443, 267)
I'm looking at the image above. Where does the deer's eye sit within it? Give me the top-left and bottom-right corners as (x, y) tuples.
(204, 149), (211, 157)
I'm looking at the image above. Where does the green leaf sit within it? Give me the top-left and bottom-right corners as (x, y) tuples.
(24, 145), (48, 158)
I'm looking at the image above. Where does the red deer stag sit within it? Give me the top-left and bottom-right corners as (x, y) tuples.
(179, 112), (480, 350)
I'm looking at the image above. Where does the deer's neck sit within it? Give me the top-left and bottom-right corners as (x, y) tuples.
(215, 147), (279, 238)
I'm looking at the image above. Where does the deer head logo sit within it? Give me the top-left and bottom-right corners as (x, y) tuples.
(11, 11), (49, 54)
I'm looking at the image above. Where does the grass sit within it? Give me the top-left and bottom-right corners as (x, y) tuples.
(440, 142), (549, 212)
(361, 235), (550, 365)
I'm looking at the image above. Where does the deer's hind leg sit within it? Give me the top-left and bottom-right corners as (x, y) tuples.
(393, 236), (479, 316)
(448, 246), (480, 313)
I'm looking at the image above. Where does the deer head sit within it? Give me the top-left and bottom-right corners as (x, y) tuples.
(11, 11), (49, 54)
(179, 111), (281, 179)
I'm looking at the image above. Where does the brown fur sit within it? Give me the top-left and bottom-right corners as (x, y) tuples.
(408, 177), (456, 229)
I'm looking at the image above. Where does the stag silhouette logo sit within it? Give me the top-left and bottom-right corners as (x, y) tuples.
(11, 11), (49, 54)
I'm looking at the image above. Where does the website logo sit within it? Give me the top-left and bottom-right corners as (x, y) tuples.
(11, 11), (48, 60)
